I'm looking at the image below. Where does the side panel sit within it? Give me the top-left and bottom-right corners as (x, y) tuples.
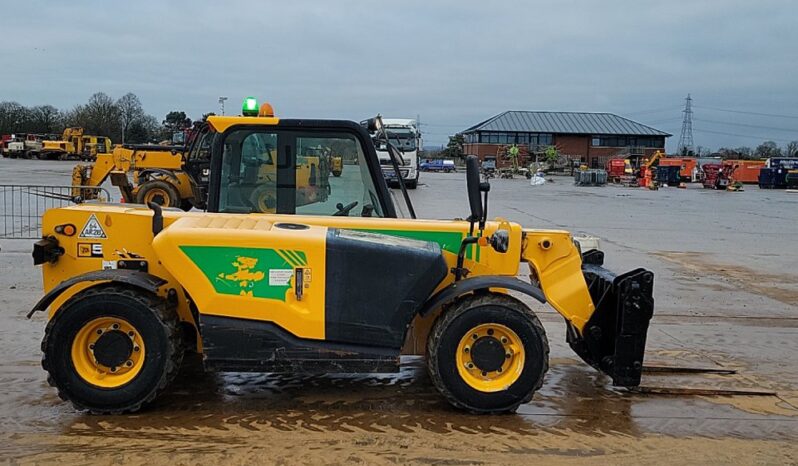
(152, 216), (328, 340)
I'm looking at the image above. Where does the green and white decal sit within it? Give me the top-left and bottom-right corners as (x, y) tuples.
(180, 246), (306, 301)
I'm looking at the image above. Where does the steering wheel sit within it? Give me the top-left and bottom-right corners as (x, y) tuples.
(333, 201), (359, 216)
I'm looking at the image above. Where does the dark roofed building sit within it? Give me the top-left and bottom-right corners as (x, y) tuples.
(461, 111), (671, 168)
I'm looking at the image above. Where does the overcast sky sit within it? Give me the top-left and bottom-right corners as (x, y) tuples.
(2, 0), (797, 150)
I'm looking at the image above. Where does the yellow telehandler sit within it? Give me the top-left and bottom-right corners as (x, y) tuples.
(29, 106), (654, 414)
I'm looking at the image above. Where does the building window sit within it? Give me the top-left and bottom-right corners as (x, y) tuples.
(591, 135), (664, 148)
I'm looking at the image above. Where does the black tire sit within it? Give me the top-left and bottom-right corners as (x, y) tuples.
(332, 170), (342, 177)
(180, 199), (194, 212)
(41, 285), (184, 414)
(135, 179), (181, 208)
(406, 178), (418, 189)
(427, 293), (549, 414)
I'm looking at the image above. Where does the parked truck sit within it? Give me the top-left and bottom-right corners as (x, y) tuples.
(371, 118), (421, 189)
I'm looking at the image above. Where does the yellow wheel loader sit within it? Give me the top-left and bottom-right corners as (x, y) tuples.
(29, 111), (654, 414)
(40, 127), (112, 161)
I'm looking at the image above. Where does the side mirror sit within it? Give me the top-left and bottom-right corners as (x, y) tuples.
(465, 155), (483, 222)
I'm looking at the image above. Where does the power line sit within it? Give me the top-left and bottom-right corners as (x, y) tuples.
(625, 106), (683, 116)
(694, 118), (797, 133)
(694, 105), (798, 120)
(692, 128), (796, 144)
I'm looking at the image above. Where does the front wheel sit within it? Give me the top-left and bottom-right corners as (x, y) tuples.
(42, 286), (184, 413)
(427, 293), (549, 413)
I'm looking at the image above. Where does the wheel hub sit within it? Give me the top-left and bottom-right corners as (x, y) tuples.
(456, 323), (526, 392)
(70, 317), (145, 388)
(93, 330), (133, 368)
(470, 336), (505, 372)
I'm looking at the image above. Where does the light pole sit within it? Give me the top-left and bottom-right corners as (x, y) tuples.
(218, 96), (228, 115)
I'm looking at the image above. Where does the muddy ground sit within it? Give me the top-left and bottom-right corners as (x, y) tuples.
(1, 159), (797, 464)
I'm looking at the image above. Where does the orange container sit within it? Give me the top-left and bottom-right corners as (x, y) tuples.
(659, 158), (698, 180)
(724, 160), (765, 183)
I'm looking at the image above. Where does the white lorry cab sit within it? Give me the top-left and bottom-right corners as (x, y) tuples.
(373, 118), (421, 189)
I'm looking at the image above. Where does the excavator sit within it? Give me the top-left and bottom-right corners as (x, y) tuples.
(72, 104), (330, 211)
(29, 100), (656, 415)
(40, 127), (112, 161)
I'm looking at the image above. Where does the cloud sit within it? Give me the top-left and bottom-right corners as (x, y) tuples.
(2, 0), (796, 150)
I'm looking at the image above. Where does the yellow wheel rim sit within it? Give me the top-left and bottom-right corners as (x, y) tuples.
(70, 317), (146, 388)
(143, 187), (171, 206)
(456, 323), (524, 393)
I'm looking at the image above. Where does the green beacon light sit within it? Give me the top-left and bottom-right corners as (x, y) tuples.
(242, 97), (258, 116)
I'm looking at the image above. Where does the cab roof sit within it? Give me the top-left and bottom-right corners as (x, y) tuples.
(206, 115), (280, 133)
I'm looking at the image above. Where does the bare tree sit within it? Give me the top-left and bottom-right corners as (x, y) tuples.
(82, 92), (121, 140)
(28, 105), (62, 133)
(785, 141), (798, 157)
(0, 101), (28, 134)
(116, 93), (144, 144)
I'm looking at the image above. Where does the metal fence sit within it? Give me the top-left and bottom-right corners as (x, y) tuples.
(1, 185), (111, 239)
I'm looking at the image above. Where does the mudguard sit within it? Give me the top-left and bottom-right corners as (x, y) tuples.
(417, 275), (547, 317)
(27, 269), (167, 318)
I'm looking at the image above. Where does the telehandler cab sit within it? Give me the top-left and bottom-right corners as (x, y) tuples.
(30, 106), (654, 414)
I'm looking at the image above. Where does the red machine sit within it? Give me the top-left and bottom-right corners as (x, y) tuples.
(606, 158), (626, 181)
(701, 163), (736, 190)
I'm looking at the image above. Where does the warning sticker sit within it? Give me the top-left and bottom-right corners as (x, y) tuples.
(79, 214), (107, 239)
(269, 269), (294, 286)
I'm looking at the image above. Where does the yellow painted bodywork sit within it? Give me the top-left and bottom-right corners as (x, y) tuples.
(72, 145), (187, 201)
(42, 128), (112, 159)
(206, 115), (279, 132)
(39, 204), (596, 354)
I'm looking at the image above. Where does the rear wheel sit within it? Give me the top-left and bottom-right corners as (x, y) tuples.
(136, 180), (181, 208)
(42, 286), (184, 414)
(427, 293), (549, 413)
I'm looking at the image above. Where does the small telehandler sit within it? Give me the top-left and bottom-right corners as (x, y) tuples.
(30, 102), (654, 414)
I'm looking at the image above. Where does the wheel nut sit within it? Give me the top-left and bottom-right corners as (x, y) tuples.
(133, 345), (140, 352)
(481, 371), (487, 377)
(128, 331), (135, 337)
(501, 337), (508, 344)
(112, 324), (120, 330)
(497, 368), (503, 373)
(472, 334), (478, 340)
(466, 362), (474, 369)
(110, 367), (117, 373)
(464, 346), (470, 353)
(126, 360), (133, 367)
(89, 344), (94, 350)
(505, 352), (512, 359)
(487, 329), (494, 336)
(96, 329), (103, 335)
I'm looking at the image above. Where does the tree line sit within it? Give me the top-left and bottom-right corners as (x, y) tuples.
(0, 92), (199, 145)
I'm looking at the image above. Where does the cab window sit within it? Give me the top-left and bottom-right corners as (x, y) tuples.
(218, 129), (383, 217)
